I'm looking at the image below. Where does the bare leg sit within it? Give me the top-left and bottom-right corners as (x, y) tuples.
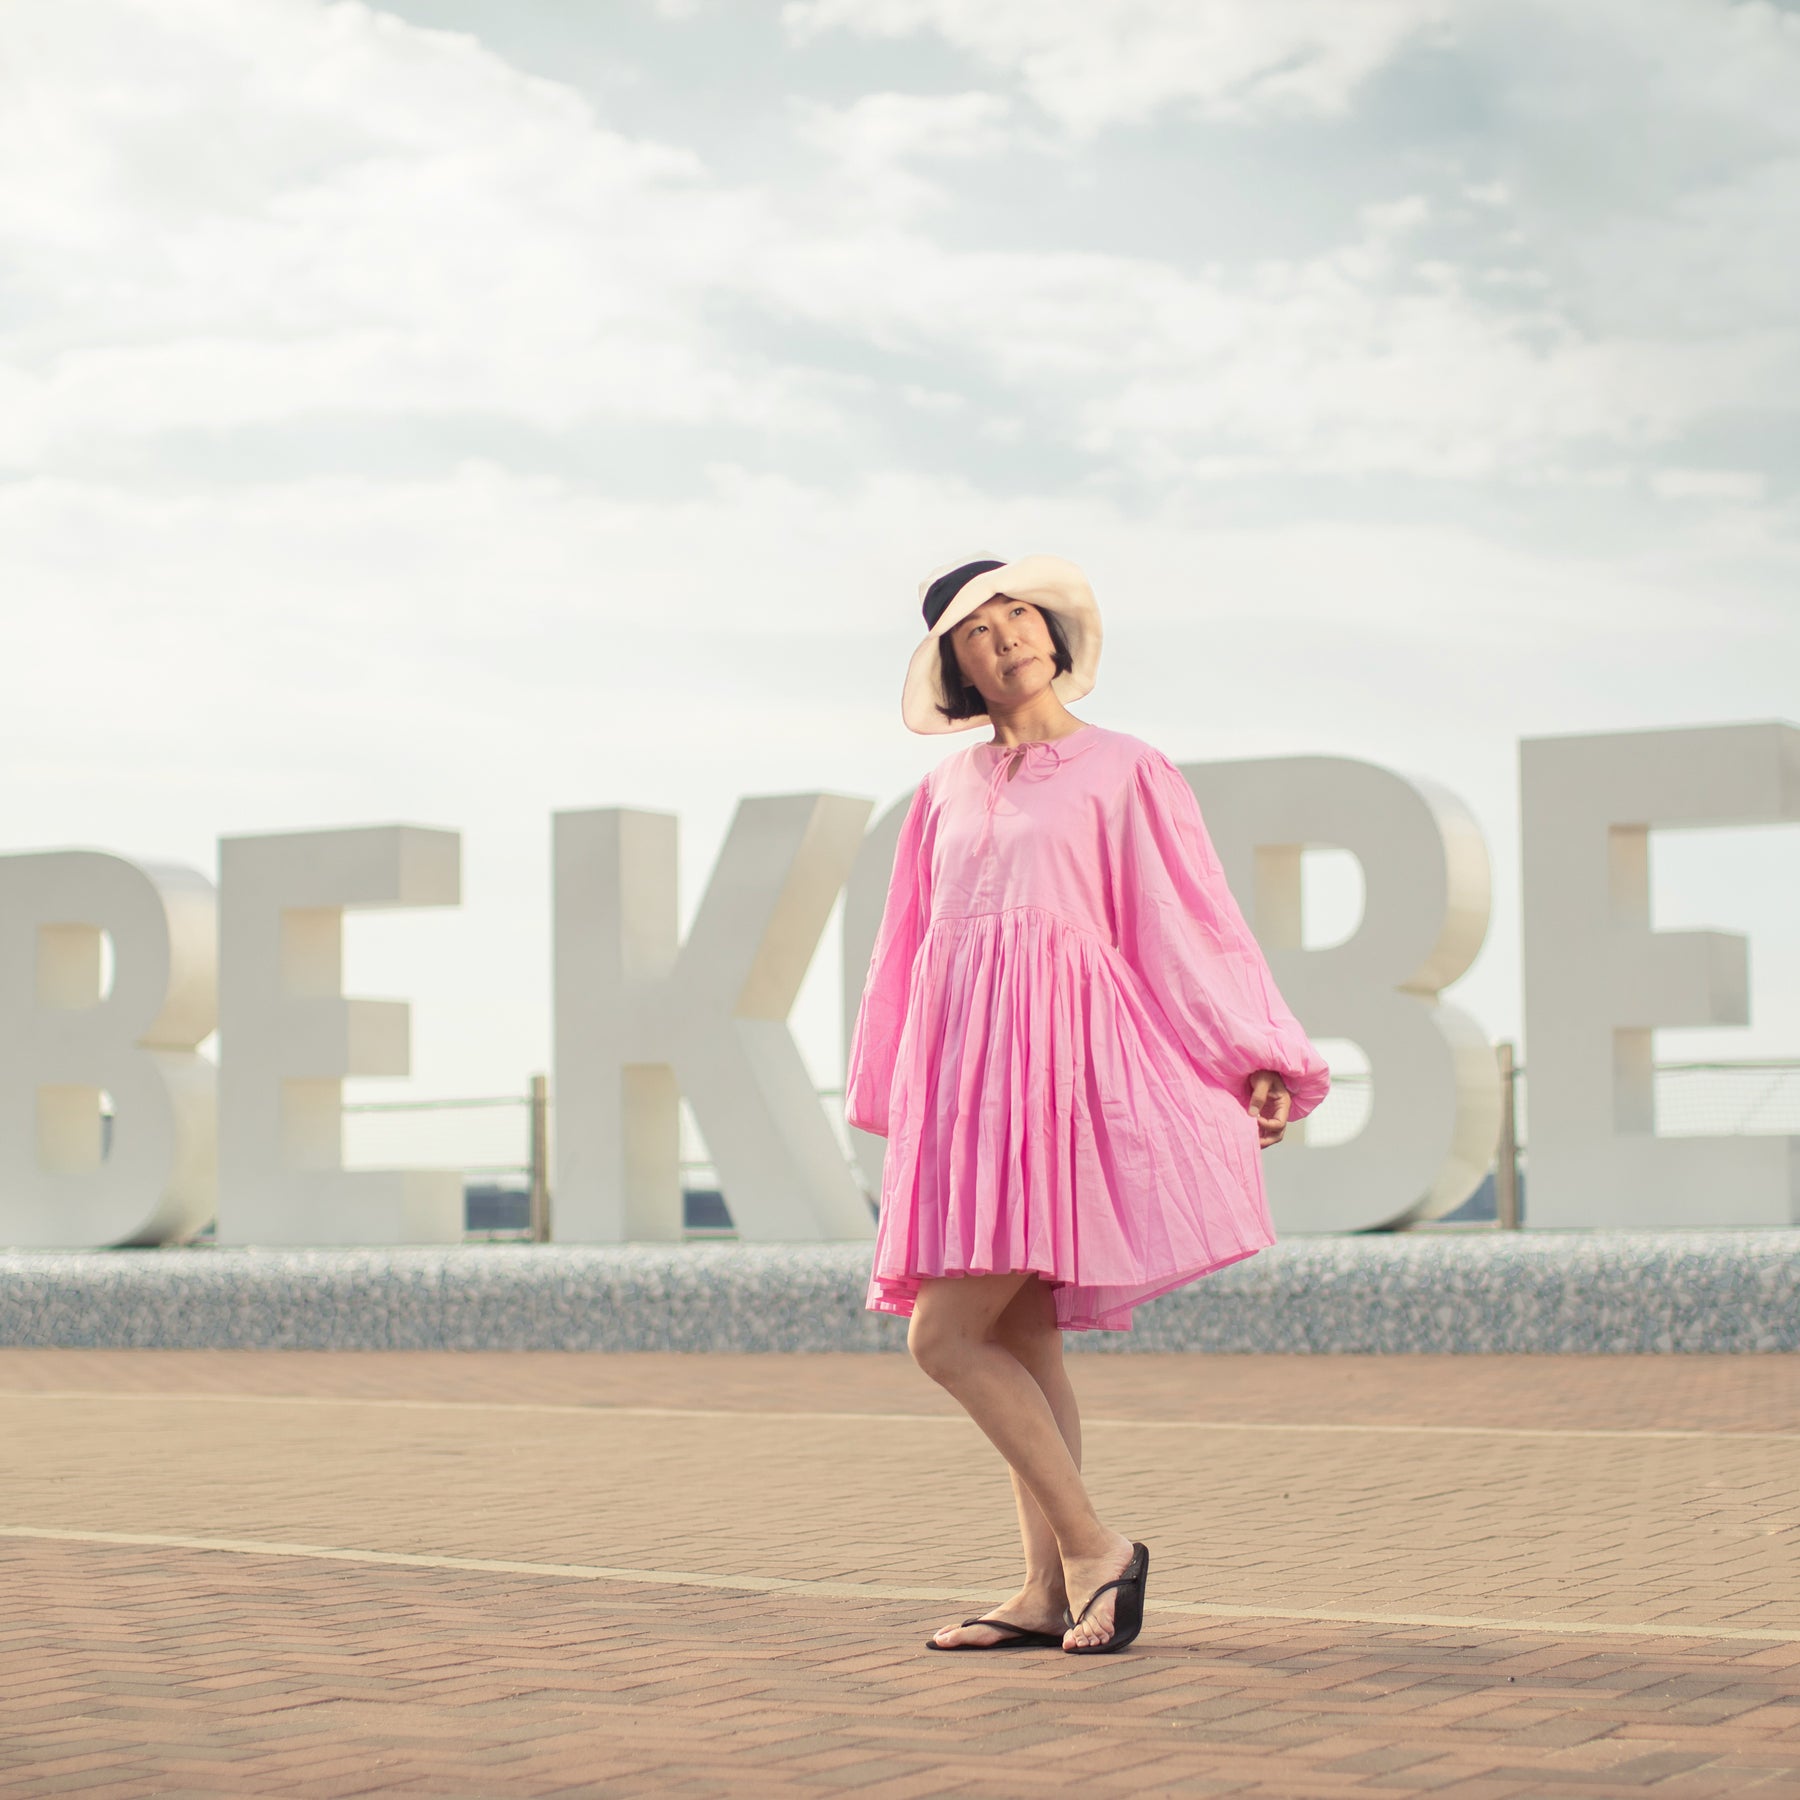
(997, 1278), (1083, 1581)
(908, 1273), (1134, 1650)
(929, 1278), (1075, 1646)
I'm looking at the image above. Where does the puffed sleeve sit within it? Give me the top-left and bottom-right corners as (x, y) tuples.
(843, 777), (934, 1138)
(1111, 750), (1331, 1121)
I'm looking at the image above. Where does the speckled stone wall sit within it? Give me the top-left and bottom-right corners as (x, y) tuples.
(2, 1231), (1796, 1352)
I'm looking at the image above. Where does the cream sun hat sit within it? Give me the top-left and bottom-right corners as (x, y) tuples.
(901, 554), (1103, 735)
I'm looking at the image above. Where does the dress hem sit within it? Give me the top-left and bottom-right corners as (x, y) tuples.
(865, 1240), (1270, 1334)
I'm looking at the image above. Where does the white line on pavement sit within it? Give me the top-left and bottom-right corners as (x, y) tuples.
(2, 1389), (1797, 1444)
(4, 1523), (1796, 1645)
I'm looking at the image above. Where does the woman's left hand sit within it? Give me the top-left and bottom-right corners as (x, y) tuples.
(1247, 1070), (1292, 1148)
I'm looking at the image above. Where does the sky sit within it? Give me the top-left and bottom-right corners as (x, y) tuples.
(3, 0), (1797, 1174)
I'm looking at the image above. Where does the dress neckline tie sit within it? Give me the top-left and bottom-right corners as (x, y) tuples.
(974, 735), (1079, 858)
(981, 736), (1074, 817)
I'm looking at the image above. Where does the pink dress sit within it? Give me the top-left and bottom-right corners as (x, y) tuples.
(845, 723), (1331, 1332)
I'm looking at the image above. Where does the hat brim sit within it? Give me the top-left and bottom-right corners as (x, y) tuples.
(901, 554), (1102, 735)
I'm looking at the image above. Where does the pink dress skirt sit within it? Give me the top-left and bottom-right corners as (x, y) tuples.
(844, 723), (1330, 1332)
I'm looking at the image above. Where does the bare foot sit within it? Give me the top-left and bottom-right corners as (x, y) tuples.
(1060, 1532), (1135, 1650)
(931, 1580), (1068, 1649)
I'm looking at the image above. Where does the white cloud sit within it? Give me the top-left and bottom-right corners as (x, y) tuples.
(793, 90), (1015, 166)
(772, 0), (1800, 483)
(0, 0), (820, 461)
(3, 459), (1782, 740)
(750, 201), (1800, 481)
(1651, 468), (1768, 504)
(791, 90), (1019, 216)
(5, 0), (1797, 494)
(1448, 0), (1800, 344)
(782, 0), (1451, 133)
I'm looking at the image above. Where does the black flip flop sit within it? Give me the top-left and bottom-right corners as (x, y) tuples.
(1062, 1542), (1150, 1656)
(925, 1615), (1066, 1652)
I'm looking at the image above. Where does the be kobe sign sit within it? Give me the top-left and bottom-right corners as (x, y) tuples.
(2, 720), (1795, 1250)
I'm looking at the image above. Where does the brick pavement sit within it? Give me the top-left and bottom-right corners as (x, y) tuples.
(2, 1351), (1798, 1797)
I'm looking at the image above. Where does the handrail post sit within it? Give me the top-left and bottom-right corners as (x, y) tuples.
(528, 1073), (552, 1243)
(1494, 1040), (1520, 1229)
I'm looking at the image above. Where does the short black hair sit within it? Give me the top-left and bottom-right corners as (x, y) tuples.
(936, 601), (1074, 724)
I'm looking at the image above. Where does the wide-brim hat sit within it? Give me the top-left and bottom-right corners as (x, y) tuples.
(901, 554), (1102, 735)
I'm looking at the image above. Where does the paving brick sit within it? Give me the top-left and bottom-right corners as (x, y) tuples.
(1, 1350), (1799, 1798)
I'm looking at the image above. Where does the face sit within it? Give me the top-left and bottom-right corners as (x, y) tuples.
(950, 595), (1057, 711)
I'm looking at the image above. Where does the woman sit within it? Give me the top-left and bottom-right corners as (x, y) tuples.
(844, 555), (1331, 1656)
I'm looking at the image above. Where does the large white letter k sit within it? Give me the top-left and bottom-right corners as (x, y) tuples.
(553, 792), (875, 1243)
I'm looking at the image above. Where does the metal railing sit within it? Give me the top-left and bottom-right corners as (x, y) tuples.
(1286, 1049), (1800, 1229)
(336, 1052), (1800, 1242)
(343, 1082), (550, 1241)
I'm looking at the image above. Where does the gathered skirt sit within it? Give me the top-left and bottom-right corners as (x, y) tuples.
(866, 904), (1275, 1332)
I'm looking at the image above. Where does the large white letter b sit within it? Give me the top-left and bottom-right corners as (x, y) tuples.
(0, 851), (217, 1248)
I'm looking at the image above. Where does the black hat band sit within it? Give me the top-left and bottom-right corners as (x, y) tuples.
(921, 559), (1006, 630)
